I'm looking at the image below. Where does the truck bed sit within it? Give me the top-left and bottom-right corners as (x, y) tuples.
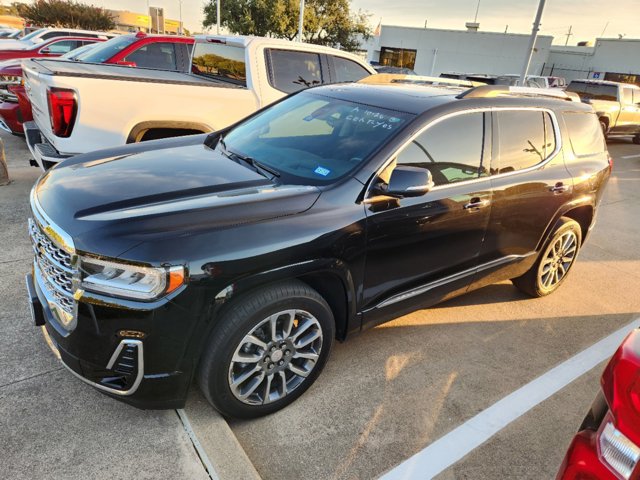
(24, 58), (242, 89)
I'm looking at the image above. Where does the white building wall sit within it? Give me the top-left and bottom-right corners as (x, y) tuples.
(547, 39), (640, 82)
(369, 26), (553, 77)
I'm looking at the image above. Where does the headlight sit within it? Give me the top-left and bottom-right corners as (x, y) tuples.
(79, 256), (185, 301)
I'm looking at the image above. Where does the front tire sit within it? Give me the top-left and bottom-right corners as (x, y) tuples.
(632, 134), (640, 145)
(197, 280), (335, 419)
(512, 218), (582, 297)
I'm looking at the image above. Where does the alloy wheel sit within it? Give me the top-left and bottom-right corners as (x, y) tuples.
(539, 231), (578, 289)
(228, 309), (323, 405)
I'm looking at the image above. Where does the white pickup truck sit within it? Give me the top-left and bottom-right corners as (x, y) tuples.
(22, 35), (375, 169)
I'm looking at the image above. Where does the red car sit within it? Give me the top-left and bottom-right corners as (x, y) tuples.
(558, 328), (640, 480)
(0, 33), (194, 135)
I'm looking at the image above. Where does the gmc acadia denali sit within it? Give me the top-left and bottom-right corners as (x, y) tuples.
(25, 80), (611, 418)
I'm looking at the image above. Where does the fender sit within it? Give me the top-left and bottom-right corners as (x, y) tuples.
(209, 258), (359, 340)
(535, 195), (596, 252)
(127, 120), (213, 143)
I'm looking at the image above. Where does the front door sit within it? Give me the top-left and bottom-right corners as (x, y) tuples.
(361, 111), (492, 326)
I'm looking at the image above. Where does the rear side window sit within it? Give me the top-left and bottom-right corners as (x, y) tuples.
(191, 42), (246, 86)
(397, 112), (487, 186)
(622, 87), (634, 104)
(44, 39), (83, 54)
(41, 32), (70, 40)
(332, 56), (370, 83)
(267, 49), (323, 94)
(496, 111), (555, 173)
(562, 112), (606, 157)
(125, 42), (178, 71)
(634, 89), (640, 105)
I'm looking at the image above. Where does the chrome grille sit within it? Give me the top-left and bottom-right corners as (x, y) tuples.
(29, 218), (75, 314)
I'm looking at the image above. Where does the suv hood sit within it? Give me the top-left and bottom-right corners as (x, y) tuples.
(34, 142), (321, 258)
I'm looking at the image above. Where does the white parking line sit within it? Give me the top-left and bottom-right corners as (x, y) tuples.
(177, 408), (221, 480)
(621, 154), (640, 159)
(379, 317), (640, 480)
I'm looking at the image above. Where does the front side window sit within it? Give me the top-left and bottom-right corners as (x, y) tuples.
(267, 49), (323, 94)
(221, 92), (412, 185)
(332, 56), (370, 83)
(43, 40), (82, 54)
(566, 82), (618, 101)
(622, 87), (634, 105)
(379, 46), (416, 70)
(633, 89), (640, 105)
(396, 112), (486, 186)
(125, 42), (177, 70)
(496, 110), (555, 173)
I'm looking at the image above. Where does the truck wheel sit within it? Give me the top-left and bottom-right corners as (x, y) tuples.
(197, 280), (335, 419)
(600, 120), (609, 139)
(633, 134), (640, 145)
(512, 218), (582, 298)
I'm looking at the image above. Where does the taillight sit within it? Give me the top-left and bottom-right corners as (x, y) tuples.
(47, 87), (77, 137)
(608, 154), (614, 173)
(597, 415), (640, 479)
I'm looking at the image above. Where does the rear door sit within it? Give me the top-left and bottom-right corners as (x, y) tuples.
(475, 108), (573, 273)
(362, 110), (492, 322)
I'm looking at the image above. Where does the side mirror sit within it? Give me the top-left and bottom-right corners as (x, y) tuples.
(385, 166), (434, 198)
(116, 60), (136, 67)
(39, 47), (51, 54)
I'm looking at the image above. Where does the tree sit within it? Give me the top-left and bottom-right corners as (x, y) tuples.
(202, 0), (371, 52)
(16, 0), (115, 31)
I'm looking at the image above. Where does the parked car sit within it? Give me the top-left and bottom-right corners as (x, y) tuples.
(0, 40), (104, 135)
(373, 65), (417, 75)
(0, 35), (104, 62)
(22, 34), (375, 170)
(440, 72), (501, 84)
(25, 81), (611, 418)
(566, 79), (640, 142)
(557, 328), (640, 479)
(0, 27), (111, 50)
(0, 33), (193, 136)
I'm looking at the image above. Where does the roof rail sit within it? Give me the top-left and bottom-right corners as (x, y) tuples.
(457, 85), (580, 102)
(359, 73), (486, 88)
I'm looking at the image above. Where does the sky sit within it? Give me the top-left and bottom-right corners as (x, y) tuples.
(81, 0), (639, 44)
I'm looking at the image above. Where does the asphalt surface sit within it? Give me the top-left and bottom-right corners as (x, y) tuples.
(0, 131), (638, 480)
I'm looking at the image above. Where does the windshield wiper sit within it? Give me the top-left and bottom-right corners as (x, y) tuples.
(218, 138), (281, 180)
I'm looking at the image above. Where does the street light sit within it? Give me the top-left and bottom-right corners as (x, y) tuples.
(298, 0), (305, 42)
(178, 0), (182, 35)
(217, 0), (221, 35)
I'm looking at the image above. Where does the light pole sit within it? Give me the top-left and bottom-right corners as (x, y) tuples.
(179, 0), (182, 35)
(217, 0), (221, 34)
(147, 0), (151, 33)
(297, 0), (305, 42)
(519, 0), (547, 85)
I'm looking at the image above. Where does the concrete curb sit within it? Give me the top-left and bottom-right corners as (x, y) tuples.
(181, 389), (262, 480)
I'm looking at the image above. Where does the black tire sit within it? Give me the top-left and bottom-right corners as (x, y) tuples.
(512, 217), (582, 298)
(197, 280), (335, 419)
(632, 134), (640, 145)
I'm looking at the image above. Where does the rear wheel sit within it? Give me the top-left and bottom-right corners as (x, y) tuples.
(632, 134), (640, 145)
(600, 120), (609, 140)
(512, 218), (582, 297)
(197, 280), (335, 419)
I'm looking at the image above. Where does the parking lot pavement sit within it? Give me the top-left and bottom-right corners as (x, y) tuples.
(229, 139), (640, 480)
(1, 132), (638, 480)
(0, 134), (211, 480)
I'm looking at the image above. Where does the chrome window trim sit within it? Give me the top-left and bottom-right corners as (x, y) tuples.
(364, 106), (562, 200)
(373, 252), (535, 309)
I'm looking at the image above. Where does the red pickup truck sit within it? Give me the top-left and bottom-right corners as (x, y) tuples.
(0, 32), (194, 135)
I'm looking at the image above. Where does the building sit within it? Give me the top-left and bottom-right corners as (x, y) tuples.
(545, 38), (640, 84)
(367, 25), (553, 77)
(108, 8), (182, 34)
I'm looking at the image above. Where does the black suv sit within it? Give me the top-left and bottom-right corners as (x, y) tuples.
(25, 80), (611, 418)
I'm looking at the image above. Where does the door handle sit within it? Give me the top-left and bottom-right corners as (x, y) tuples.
(549, 182), (570, 194)
(463, 198), (490, 210)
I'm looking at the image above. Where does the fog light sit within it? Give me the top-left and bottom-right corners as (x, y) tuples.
(599, 421), (640, 479)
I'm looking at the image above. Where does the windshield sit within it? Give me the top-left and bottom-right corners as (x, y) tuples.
(221, 92), (413, 185)
(566, 82), (618, 101)
(61, 43), (98, 60)
(20, 29), (45, 43)
(76, 35), (137, 63)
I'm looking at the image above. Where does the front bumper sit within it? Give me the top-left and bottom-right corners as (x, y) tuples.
(25, 269), (194, 409)
(23, 121), (72, 171)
